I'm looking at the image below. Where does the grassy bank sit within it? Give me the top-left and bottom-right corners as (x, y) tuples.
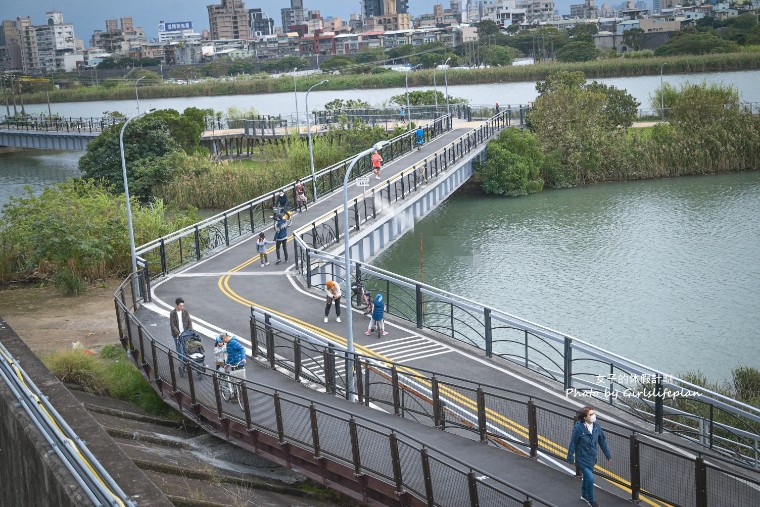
(19, 52), (760, 106)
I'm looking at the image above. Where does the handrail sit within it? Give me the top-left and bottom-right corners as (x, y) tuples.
(113, 273), (559, 507)
(0, 340), (134, 506)
(0, 115), (122, 133)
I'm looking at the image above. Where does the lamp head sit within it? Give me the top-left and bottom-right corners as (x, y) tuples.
(320, 79), (329, 85)
(372, 140), (390, 151)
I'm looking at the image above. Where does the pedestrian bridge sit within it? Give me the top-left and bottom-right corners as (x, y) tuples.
(114, 112), (760, 506)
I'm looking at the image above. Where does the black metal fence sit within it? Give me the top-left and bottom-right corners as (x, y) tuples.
(248, 306), (760, 507)
(114, 273), (558, 507)
(311, 103), (531, 126)
(135, 115), (452, 281)
(0, 115), (123, 133)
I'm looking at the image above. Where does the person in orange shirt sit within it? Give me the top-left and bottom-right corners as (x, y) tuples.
(371, 149), (383, 179)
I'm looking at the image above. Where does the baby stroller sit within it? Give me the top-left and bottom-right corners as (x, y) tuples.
(177, 329), (205, 380)
(351, 283), (373, 316)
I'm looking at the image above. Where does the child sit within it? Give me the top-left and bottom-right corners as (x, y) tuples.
(213, 335), (227, 371)
(365, 293), (388, 336)
(295, 179), (308, 212)
(256, 232), (274, 266)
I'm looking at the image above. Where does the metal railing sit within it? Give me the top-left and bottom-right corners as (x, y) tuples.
(136, 114), (453, 281)
(248, 306), (760, 506)
(113, 272), (557, 507)
(0, 340), (135, 506)
(0, 114), (123, 133)
(312, 103), (531, 126)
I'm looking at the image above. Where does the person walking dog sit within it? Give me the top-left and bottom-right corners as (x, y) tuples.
(567, 406), (612, 507)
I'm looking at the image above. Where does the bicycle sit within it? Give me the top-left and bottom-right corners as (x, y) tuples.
(351, 283), (372, 316)
(219, 362), (246, 411)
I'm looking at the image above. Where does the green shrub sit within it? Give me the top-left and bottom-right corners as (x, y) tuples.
(733, 367), (760, 403)
(53, 268), (87, 296)
(44, 350), (107, 394)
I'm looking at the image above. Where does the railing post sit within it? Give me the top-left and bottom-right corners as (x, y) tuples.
(528, 399), (538, 458)
(563, 337), (573, 391)
(484, 308), (492, 358)
(415, 283), (423, 329)
(159, 238), (167, 275)
(294, 338), (301, 382)
(223, 213), (230, 246)
(333, 210), (340, 246)
(695, 456), (707, 507)
(421, 447), (435, 506)
(355, 359), (364, 404)
(274, 392), (285, 442)
(353, 200), (360, 231)
(326, 344), (336, 394)
(389, 432), (404, 496)
(212, 372), (223, 418)
(249, 313), (259, 358)
(194, 225), (201, 261)
(392, 365), (401, 416)
(477, 387), (487, 443)
(265, 314), (276, 368)
(467, 472), (480, 507)
(432, 376), (443, 429)
(309, 403), (321, 458)
(349, 416), (362, 476)
(630, 433), (641, 502)
(654, 374), (664, 433)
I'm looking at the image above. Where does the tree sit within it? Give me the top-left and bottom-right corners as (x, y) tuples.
(556, 41), (599, 62)
(390, 90), (467, 107)
(478, 129), (544, 196)
(623, 28), (645, 51)
(324, 99), (371, 110)
(320, 56), (354, 72)
(475, 19), (500, 39)
(78, 114), (183, 199)
(654, 32), (739, 56)
(354, 48), (384, 63)
(585, 82), (639, 129)
(484, 45), (514, 67)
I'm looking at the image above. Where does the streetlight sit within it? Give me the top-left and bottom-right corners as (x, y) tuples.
(306, 79), (328, 201)
(134, 76), (146, 114)
(342, 139), (390, 402)
(433, 63), (439, 114)
(444, 57), (451, 117)
(405, 64), (421, 149)
(293, 68), (299, 134)
(119, 108), (154, 292)
(660, 63), (667, 120)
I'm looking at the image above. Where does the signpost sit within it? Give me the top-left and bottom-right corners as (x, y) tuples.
(356, 177), (370, 187)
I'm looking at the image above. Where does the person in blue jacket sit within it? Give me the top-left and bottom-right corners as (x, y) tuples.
(415, 126), (424, 150)
(365, 294), (388, 336)
(567, 406), (612, 507)
(220, 332), (246, 370)
(274, 213), (288, 264)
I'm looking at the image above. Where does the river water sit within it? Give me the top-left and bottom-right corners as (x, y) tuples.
(2, 70), (758, 382)
(372, 172), (760, 383)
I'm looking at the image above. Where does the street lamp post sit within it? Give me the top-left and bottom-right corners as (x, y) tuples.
(404, 64), (421, 136)
(293, 68), (299, 134)
(433, 65), (439, 114)
(660, 63), (667, 120)
(444, 57), (451, 117)
(134, 76), (146, 114)
(119, 109), (154, 292)
(342, 139), (390, 402)
(306, 79), (328, 202)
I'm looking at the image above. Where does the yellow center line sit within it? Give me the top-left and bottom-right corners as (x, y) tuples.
(218, 251), (666, 506)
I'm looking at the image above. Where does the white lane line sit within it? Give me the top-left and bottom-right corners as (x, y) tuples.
(388, 347), (452, 362)
(396, 350), (454, 364)
(371, 338), (429, 352)
(368, 336), (415, 347)
(383, 343), (448, 359)
(172, 272), (290, 277)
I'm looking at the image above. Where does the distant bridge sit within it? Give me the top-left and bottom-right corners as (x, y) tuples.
(0, 115), (121, 151)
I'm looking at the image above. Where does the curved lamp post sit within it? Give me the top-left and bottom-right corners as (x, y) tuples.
(444, 57), (451, 117)
(306, 79), (329, 201)
(342, 139), (390, 402)
(293, 68), (299, 134)
(660, 63), (667, 120)
(119, 108), (154, 291)
(134, 76), (146, 114)
(433, 63), (439, 114)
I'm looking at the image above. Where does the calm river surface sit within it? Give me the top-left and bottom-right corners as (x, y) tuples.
(373, 172), (760, 383)
(2, 70), (759, 382)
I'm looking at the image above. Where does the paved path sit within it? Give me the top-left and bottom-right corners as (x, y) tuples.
(143, 121), (650, 506)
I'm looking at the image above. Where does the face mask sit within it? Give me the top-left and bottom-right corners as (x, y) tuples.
(587, 414), (597, 423)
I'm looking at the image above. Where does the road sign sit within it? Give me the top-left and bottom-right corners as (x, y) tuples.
(356, 177), (370, 187)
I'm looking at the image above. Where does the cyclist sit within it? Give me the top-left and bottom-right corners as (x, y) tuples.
(365, 294), (388, 336)
(274, 190), (289, 215)
(220, 332), (246, 371)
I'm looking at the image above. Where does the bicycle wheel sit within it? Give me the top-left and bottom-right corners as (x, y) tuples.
(221, 377), (233, 402)
(236, 384), (245, 411)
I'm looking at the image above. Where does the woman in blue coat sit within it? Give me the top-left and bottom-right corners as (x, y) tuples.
(567, 406), (612, 507)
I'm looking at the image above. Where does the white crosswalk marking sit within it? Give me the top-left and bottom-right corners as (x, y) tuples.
(369, 335), (452, 364)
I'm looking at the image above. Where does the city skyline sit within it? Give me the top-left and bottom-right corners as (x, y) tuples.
(0, 0), (451, 43)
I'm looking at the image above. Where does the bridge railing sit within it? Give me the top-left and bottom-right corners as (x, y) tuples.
(248, 306), (760, 506)
(288, 110), (760, 468)
(311, 104), (531, 126)
(0, 115), (123, 133)
(113, 272), (558, 507)
(135, 115), (453, 281)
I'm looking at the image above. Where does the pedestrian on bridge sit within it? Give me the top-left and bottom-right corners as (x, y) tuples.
(365, 293), (388, 336)
(567, 406), (611, 507)
(274, 214), (288, 264)
(324, 280), (342, 323)
(371, 149), (383, 179)
(256, 232), (273, 267)
(169, 297), (193, 358)
(294, 179), (308, 212)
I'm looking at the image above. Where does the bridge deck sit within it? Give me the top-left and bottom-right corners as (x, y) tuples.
(142, 123), (640, 505)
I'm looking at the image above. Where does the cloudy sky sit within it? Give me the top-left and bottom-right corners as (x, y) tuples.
(0, 1), (579, 45)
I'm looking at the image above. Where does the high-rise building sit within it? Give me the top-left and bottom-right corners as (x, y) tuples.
(91, 17), (145, 54)
(0, 19), (23, 71)
(208, 0), (250, 40)
(249, 8), (274, 37)
(1, 12), (79, 73)
(281, 0), (305, 32)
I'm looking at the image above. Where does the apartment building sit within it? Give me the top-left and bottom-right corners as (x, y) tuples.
(0, 12), (80, 73)
(249, 8), (275, 37)
(91, 17), (146, 54)
(208, 0), (250, 40)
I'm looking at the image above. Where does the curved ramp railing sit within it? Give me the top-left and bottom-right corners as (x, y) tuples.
(114, 273), (558, 507)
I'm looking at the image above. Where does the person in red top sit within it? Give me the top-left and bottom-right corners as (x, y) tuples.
(371, 149), (383, 179)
